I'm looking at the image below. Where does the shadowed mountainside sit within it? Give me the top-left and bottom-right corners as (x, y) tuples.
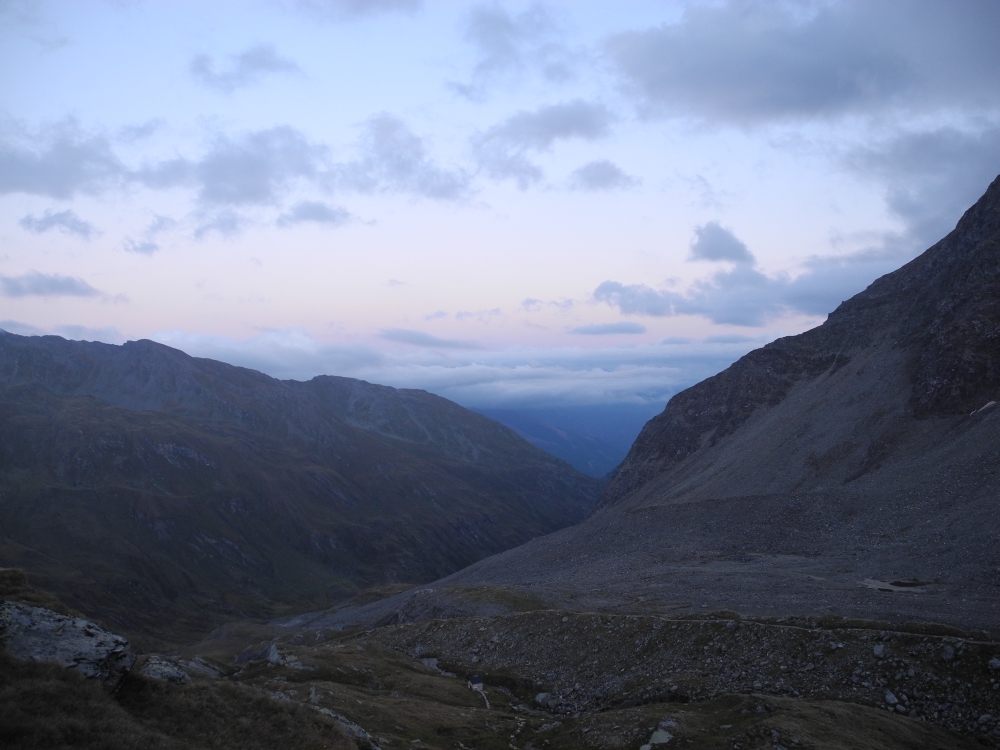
(0, 335), (600, 644)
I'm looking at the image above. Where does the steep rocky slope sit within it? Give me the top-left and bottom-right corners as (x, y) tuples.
(0, 335), (599, 644)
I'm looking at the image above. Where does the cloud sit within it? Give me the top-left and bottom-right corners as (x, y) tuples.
(7, 116), (467, 222)
(19, 209), (97, 239)
(151, 327), (763, 408)
(137, 126), (328, 207)
(0, 271), (101, 298)
(594, 242), (910, 327)
(453, 3), (575, 99)
(379, 328), (481, 349)
(336, 114), (472, 200)
(571, 322), (646, 335)
(455, 308), (501, 322)
(688, 221), (754, 264)
(117, 120), (164, 142)
(568, 159), (638, 191)
(194, 210), (246, 239)
(121, 215), (176, 255)
(473, 100), (614, 188)
(277, 200), (352, 227)
(0, 320), (123, 344)
(123, 239), (158, 255)
(191, 44), (301, 93)
(291, 0), (420, 21)
(605, 1), (1000, 123)
(0, 120), (123, 198)
(847, 124), (1000, 251)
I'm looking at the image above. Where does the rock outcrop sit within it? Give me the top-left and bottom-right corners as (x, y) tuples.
(0, 600), (135, 685)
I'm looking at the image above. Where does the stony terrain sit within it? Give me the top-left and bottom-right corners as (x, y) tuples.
(0, 336), (599, 644)
(151, 606), (1000, 749)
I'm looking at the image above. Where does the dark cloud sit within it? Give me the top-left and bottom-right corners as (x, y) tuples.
(277, 200), (352, 227)
(191, 45), (301, 93)
(19, 209), (97, 239)
(848, 125), (1000, 250)
(380, 328), (481, 349)
(0, 271), (100, 298)
(474, 100), (613, 188)
(568, 160), (638, 191)
(292, 0), (420, 21)
(571, 322), (646, 335)
(689, 221), (754, 264)
(336, 114), (472, 200)
(453, 3), (574, 100)
(606, 1), (1000, 123)
(0, 120), (123, 198)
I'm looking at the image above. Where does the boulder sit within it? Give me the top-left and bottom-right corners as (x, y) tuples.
(138, 655), (191, 684)
(0, 600), (135, 685)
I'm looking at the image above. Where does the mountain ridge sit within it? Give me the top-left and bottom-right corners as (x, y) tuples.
(0, 334), (600, 644)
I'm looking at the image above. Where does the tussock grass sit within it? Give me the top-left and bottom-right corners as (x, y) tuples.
(0, 652), (355, 750)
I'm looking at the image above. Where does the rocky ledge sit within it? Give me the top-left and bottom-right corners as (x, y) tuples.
(0, 600), (136, 686)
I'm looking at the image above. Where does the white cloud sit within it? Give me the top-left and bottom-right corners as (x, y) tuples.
(191, 44), (301, 94)
(291, 0), (420, 21)
(0, 119), (123, 199)
(452, 2), (575, 99)
(0, 320), (123, 343)
(150, 327), (763, 409)
(568, 160), (638, 191)
(19, 209), (97, 239)
(277, 200), (352, 227)
(380, 328), (481, 349)
(335, 113), (473, 200)
(473, 100), (614, 188)
(0, 271), (101, 298)
(570, 322), (645, 335)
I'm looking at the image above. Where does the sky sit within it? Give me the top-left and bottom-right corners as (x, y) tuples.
(2, 0), (1000, 412)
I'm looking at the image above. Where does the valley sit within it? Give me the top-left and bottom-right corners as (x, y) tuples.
(3, 175), (1000, 748)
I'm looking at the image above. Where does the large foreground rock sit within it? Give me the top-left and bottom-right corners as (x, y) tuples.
(0, 600), (135, 685)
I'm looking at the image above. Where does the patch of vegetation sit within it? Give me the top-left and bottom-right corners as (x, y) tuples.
(0, 652), (353, 750)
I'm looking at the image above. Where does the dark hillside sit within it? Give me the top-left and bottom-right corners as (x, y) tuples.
(0, 335), (600, 644)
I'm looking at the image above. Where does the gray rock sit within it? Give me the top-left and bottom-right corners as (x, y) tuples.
(648, 728), (673, 744)
(139, 655), (191, 684)
(267, 643), (283, 665)
(535, 692), (551, 705)
(0, 601), (134, 685)
(179, 656), (222, 678)
(989, 657), (1000, 671)
(873, 644), (885, 658)
(885, 691), (898, 705)
(941, 645), (955, 662)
